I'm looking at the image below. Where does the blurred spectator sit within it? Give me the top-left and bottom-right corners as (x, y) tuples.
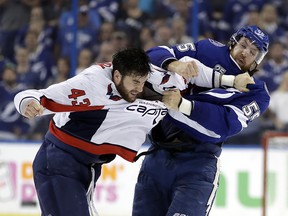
(256, 41), (288, 93)
(117, 0), (151, 47)
(241, 8), (261, 26)
(21, 29), (56, 88)
(76, 48), (93, 75)
(58, 2), (101, 31)
(171, 0), (212, 39)
(0, 63), (30, 140)
(0, 0), (36, 60)
(57, 3), (100, 58)
(15, 6), (56, 56)
(169, 17), (192, 44)
(208, 0), (230, 43)
(55, 57), (71, 82)
(258, 3), (287, 44)
(142, 39), (156, 51)
(154, 24), (173, 46)
(139, 26), (156, 51)
(95, 42), (115, 63)
(222, 0), (264, 34)
(14, 47), (38, 88)
(97, 21), (115, 43)
(267, 71), (288, 131)
(89, 0), (121, 22)
(94, 21), (115, 55)
(110, 31), (129, 51)
(41, 0), (69, 27)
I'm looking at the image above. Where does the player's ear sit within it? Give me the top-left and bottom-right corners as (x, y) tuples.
(113, 70), (122, 85)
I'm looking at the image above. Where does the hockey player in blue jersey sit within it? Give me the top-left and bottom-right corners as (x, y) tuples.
(132, 25), (270, 216)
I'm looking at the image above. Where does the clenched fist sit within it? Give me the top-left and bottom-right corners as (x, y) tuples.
(23, 99), (44, 119)
(234, 72), (255, 92)
(167, 60), (199, 80)
(162, 89), (182, 110)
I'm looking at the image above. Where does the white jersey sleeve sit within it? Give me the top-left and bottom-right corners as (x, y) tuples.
(14, 64), (114, 115)
(148, 56), (228, 94)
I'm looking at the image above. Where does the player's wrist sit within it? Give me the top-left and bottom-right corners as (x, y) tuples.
(162, 58), (177, 70)
(221, 75), (235, 87)
(178, 97), (193, 115)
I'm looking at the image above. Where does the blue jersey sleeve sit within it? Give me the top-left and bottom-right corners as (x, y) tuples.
(146, 39), (241, 76)
(167, 80), (270, 143)
(147, 43), (198, 69)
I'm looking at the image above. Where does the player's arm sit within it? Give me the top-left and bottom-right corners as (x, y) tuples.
(14, 91), (44, 119)
(148, 57), (254, 94)
(162, 89), (246, 143)
(14, 70), (105, 119)
(176, 56), (255, 91)
(147, 43), (254, 92)
(147, 44), (197, 79)
(162, 84), (270, 143)
(147, 43), (197, 68)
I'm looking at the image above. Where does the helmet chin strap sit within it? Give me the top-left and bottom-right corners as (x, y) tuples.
(248, 61), (258, 76)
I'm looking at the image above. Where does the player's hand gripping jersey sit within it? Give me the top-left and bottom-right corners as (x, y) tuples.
(14, 63), (167, 162)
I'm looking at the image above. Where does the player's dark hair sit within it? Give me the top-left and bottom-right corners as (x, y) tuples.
(112, 48), (151, 77)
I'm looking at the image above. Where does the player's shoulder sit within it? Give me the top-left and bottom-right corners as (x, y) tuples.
(197, 38), (227, 49)
(78, 63), (113, 83)
(82, 63), (112, 75)
(196, 39), (229, 57)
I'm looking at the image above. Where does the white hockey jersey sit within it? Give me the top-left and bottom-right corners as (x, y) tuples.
(14, 63), (167, 162)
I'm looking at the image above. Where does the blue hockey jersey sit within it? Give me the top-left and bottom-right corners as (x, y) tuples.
(146, 39), (270, 145)
(167, 81), (269, 144)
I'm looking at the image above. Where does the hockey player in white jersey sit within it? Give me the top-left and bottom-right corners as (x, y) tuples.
(14, 48), (162, 216)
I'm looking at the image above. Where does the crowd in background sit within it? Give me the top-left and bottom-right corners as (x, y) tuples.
(0, 0), (288, 144)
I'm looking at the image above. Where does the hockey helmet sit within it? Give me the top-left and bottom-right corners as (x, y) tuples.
(230, 25), (269, 64)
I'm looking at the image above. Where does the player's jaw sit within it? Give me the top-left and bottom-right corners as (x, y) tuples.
(116, 79), (141, 102)
(232, 51), (257, 72)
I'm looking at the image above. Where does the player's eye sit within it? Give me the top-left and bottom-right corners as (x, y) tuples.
(240, 43), (246, 49)
(250, 50), (256, 56)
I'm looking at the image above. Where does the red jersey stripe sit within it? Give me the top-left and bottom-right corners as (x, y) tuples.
(41, 96), (104, 112)
(49, 121), (137, 162)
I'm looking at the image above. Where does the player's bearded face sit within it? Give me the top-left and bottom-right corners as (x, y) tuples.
(231, 37), (259, 71)
(115, 74), (147, 102)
